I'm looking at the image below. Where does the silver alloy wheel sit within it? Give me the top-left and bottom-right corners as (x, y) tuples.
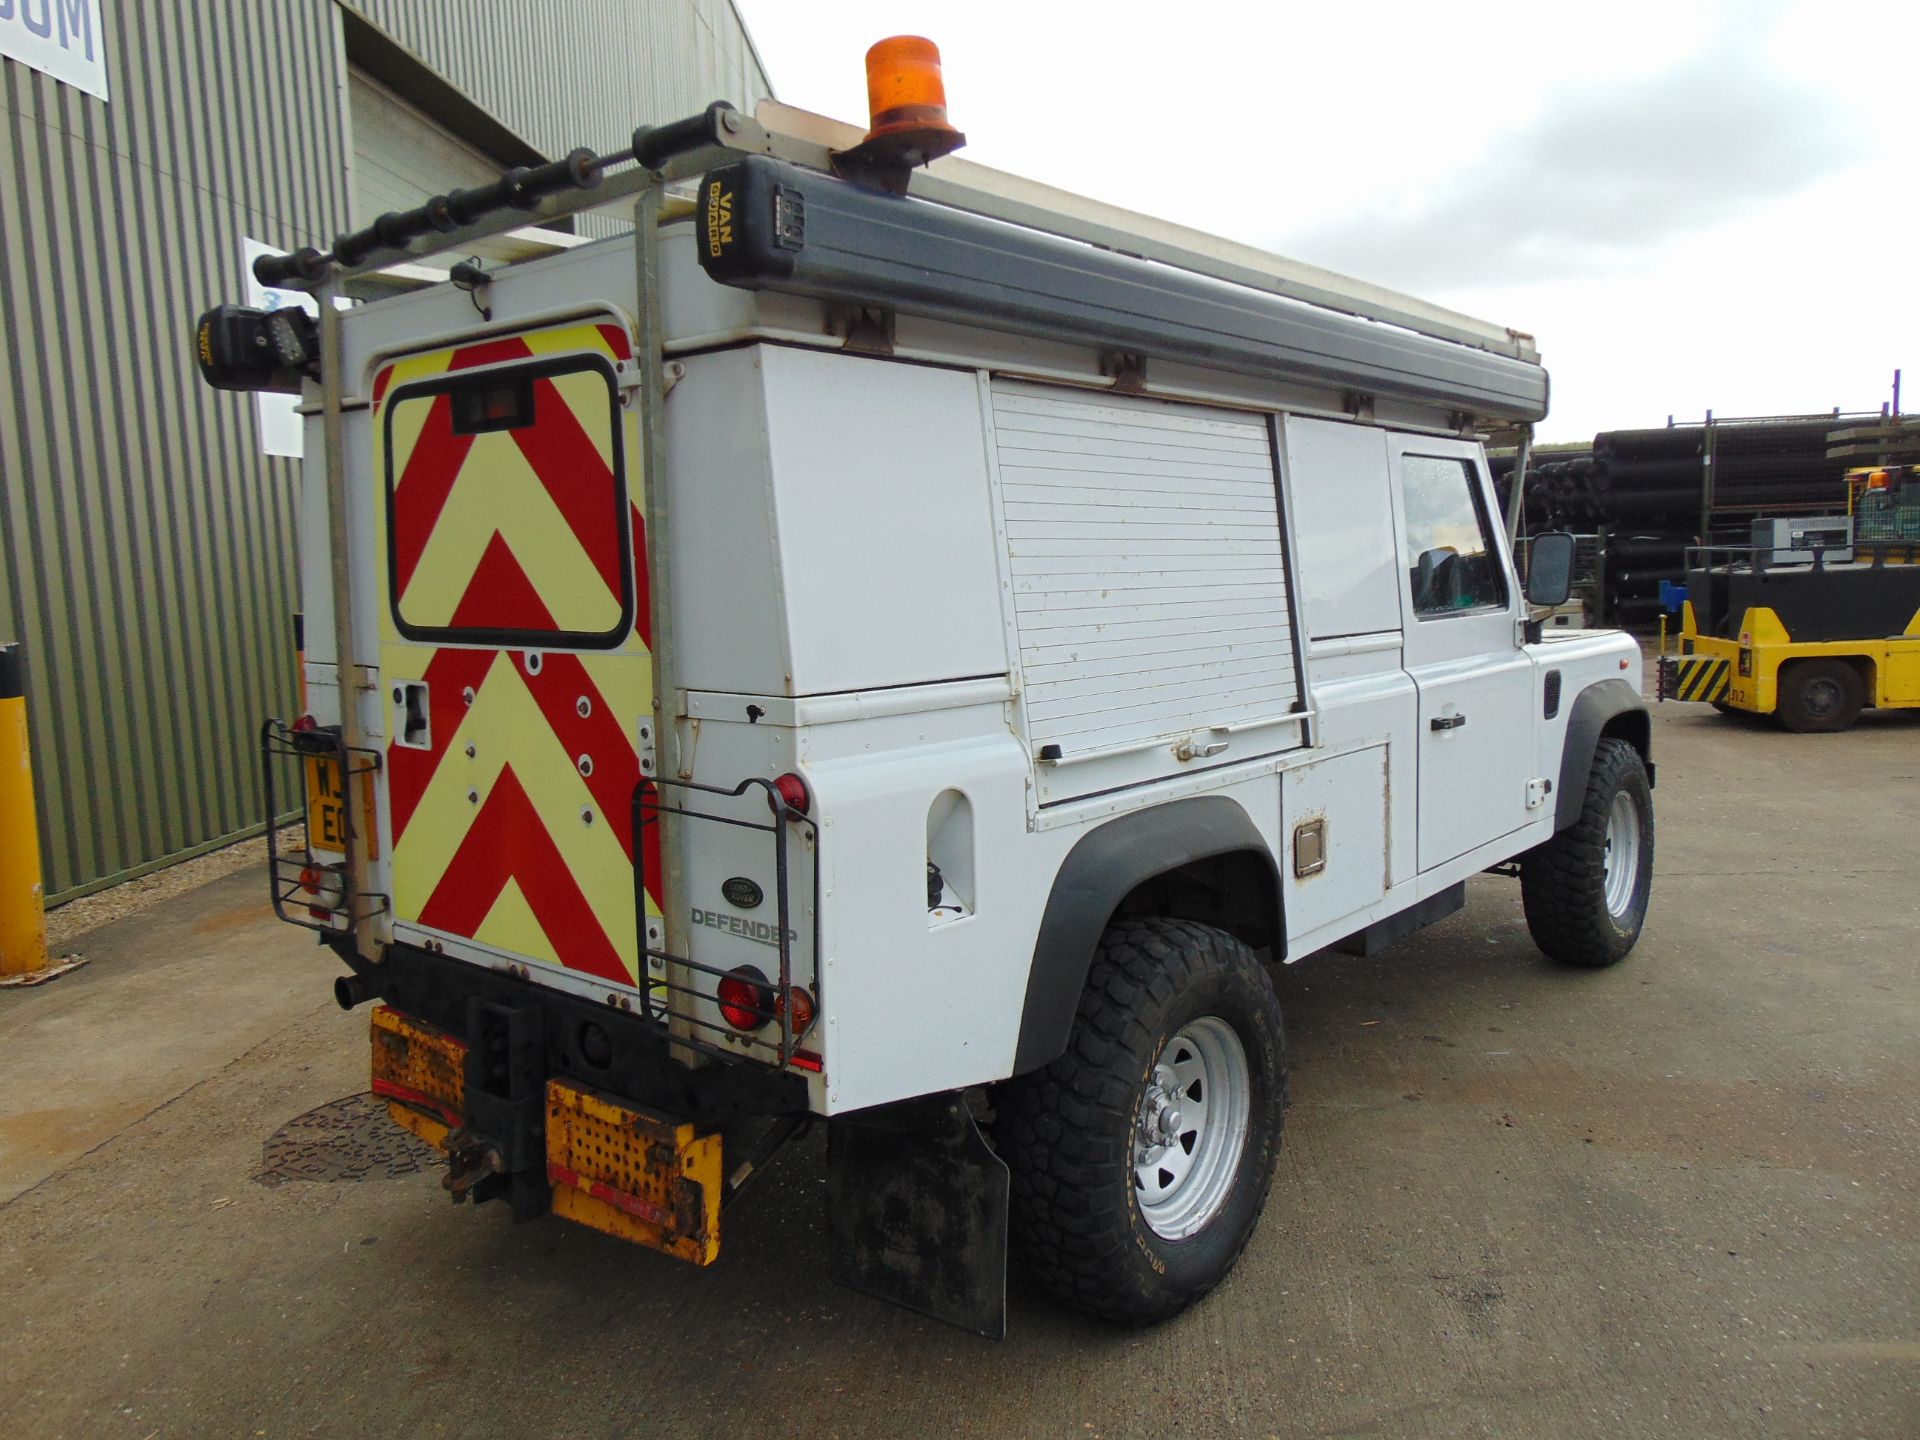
(1601, 789), (1642, 919)
(1133, 1016), (1252, 1241)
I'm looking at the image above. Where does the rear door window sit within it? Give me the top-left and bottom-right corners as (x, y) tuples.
(384, 354), (630, 647)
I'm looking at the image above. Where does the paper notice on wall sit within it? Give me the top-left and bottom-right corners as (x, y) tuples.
(1, 0), (111, 101)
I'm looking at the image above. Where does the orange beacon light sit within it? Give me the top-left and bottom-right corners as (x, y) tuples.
(836, 36), (966, 180)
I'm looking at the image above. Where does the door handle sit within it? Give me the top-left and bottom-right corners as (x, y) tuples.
(1173, 736), (1230, 761)
(1430, 713), (1467, 732)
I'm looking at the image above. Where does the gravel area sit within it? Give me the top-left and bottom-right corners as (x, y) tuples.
(46, 826), (304, 951)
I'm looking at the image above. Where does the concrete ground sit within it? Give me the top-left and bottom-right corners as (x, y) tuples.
(2, 702), (1915, 1439)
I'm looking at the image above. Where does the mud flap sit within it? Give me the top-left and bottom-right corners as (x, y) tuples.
(825, 1094), (1010, 1339)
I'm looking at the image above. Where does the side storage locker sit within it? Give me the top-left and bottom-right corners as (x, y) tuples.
(983, 380), (1310, 804)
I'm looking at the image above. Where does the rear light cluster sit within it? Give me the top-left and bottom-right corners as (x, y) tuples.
(298, 860), (345, 920)
(715, 968), (768, 1030)
(767, 771), (810, 817)
(716, 965), (816, 1037)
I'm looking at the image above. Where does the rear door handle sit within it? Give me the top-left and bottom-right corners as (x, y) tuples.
(1430, 713), (1467, 732)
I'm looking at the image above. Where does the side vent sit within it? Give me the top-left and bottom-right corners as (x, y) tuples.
(1543, 669), (1563, 720)
(926, 789), (974, 926)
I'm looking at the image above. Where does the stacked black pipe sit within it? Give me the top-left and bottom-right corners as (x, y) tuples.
(1492, 450), (1597, 526)
(1591, 427), (1702, 524)
(1496, 419), (1856, 626)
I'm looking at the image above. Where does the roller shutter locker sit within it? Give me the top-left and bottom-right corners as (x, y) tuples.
(987, 380), (1309, 804)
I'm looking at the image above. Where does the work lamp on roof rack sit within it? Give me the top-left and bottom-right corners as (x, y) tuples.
(193, 303), (319, 394)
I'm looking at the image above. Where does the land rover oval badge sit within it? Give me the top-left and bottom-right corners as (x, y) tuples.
(722, 877), (763, 910)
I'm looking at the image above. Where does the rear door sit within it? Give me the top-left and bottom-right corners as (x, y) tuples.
(371, 317), (656, 998)
(1388, 435), (1535, 870)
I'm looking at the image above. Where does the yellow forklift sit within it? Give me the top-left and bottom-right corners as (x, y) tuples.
(1661, 471), (1920, 731)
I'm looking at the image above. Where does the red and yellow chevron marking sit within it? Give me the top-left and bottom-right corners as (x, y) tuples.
(384, 327), (633, 636)
(373, 320), (655, 986)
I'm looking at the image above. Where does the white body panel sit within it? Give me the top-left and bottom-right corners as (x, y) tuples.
(1281, 746), (1389, 938)
(666, 346), (1006, 698)
(1281, 417), (1403, 640)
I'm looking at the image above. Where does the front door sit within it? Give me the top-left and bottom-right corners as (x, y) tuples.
(371, 317), (656, 997)
(1389, 435), (1535, 871)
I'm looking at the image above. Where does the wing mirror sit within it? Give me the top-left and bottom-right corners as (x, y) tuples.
(1524, 531), (1576, 608)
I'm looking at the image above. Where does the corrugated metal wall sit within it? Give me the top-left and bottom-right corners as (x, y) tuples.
(0, 0), (771, 902)
(351, 0), (772, 238)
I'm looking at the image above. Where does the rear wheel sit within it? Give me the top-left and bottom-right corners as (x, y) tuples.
(997, 918), (1286, 1325)
(1775, 659), (1863, 733)
(1521, 737), (1655, 967)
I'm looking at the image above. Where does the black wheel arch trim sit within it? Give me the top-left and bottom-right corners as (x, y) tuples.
(1011, 795), (1281, 1078)
(1554, 677), (1654, 831)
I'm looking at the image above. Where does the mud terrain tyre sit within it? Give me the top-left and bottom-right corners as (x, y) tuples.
(1521, 737), (1654, 968)
(1775, 659), (1863, 733)
(997, 918), (1286, 1325)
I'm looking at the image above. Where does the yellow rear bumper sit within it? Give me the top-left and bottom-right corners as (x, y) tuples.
(368, 1004), (722, 1264)
(545, 1080), (723, 1265)
(1665, 651), (1732, 703)
(370, 1003), (464, 1147)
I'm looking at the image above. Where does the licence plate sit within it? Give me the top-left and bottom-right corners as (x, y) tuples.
(305, 753), (378, 858)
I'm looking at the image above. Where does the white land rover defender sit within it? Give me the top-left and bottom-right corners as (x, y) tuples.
(195, 71), (1654, 1336)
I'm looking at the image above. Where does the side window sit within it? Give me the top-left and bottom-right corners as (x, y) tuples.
(1400, 454), (1507, 616)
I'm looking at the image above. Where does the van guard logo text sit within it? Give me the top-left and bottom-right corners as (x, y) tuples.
(692, 907), (794, 949)
(705, 181), (733, 258)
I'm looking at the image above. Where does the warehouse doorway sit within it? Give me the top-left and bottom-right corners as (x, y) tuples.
(341, 13), (576, 269)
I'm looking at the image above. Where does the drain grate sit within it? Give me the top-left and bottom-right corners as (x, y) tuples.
(254, 1092), (439, 1187)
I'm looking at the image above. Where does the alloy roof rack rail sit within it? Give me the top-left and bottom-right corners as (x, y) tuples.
(252, 100), (752, 290)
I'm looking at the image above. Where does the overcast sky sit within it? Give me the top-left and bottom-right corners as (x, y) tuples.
(734, 0), (1915, 443)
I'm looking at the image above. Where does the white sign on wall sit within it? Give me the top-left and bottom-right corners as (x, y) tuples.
(241, 239), (349, 460)
(0, 0), (110, 101)
(243, 237), (315, 460)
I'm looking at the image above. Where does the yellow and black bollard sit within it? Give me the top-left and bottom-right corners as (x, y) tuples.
(1, 644), (84, 987)
(0, 643), (50, 979)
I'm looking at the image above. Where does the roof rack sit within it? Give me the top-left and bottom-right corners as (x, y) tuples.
(255, 100), (1538, 368)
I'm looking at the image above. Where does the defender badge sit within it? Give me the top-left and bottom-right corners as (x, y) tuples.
(722, 877), (763, 910)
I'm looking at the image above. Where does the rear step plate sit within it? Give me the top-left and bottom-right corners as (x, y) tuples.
(370, 1004), (466, 1147)
(545, 1080), (723, 1265)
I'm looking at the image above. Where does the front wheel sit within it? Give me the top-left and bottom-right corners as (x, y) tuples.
(1521, 737), (1655, 967)
(1775, 659), (1863, 733)
(996, 918), (1286, 1325)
